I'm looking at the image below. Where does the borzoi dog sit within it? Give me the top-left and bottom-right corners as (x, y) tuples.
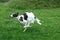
(10, 12), (41, 32)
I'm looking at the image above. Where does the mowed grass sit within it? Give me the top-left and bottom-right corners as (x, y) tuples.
(0, 3), (60, 40)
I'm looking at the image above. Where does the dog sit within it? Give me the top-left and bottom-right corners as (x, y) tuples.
(10, 12), (41, 32)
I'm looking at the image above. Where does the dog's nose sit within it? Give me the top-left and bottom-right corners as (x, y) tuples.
(10, 15), (13, 18)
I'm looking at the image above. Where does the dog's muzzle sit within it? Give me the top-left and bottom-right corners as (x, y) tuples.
(10, 15), (13, 18)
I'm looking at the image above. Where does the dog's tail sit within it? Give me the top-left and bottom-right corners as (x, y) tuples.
(35, 17), (41, 25)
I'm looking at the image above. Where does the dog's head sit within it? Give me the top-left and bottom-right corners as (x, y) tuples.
(10, 12), (19, 18)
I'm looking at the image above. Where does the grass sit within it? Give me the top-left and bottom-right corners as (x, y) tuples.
(0, 3), (60, 40)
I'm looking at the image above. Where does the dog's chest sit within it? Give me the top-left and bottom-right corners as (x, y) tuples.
(17, 15), (27, 24)
(19, 13), (28, 21)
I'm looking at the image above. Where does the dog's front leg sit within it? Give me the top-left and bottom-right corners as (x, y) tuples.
(23, 22), (28, 32)
(23, 22), (30, 32)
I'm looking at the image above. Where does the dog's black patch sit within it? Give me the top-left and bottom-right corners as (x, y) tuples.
(13, 12), (19, 17)
(20, 17), (23, 21)
(23, 13), (28, 20)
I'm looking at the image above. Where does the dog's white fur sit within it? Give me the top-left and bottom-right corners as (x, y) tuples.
(11, 12), (41, 32)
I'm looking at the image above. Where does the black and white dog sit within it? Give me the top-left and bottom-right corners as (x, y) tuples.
(10, 12), (41, 32)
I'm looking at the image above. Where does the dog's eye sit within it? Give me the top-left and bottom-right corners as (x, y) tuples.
(13, 14), (18, 17)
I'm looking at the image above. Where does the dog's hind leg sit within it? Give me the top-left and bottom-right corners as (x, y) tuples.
(23, 27), (27, 32)
(35, 18), (41, 25)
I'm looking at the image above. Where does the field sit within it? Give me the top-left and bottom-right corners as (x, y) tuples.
(0, 3), (60, 40)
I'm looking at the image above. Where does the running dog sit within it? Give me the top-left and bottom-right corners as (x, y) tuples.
(10, 12), (41, 32)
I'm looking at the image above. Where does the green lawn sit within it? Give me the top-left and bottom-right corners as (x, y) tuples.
(0, 3), (60, 40)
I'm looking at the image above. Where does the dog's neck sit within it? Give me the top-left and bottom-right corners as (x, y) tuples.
(16, 15), (23, 20)
(16, 15), (20, 20)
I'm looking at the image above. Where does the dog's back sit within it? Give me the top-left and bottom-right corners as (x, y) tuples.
(24, 12), (35, 23)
